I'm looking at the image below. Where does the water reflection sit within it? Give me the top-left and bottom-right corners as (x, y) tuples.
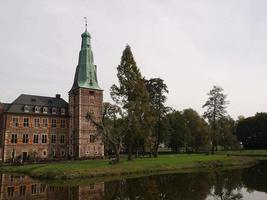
(0, 161), (267, 200)
(0, 174), (104, 200)
(104, 171), (245, 200)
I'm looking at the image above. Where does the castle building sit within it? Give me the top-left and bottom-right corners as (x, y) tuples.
(0, 29), (104, 162)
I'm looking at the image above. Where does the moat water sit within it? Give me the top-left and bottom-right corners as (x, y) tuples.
(1, 161), (267, 200)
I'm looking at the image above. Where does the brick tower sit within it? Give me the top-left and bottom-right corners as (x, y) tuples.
(69, 29), (104, 159)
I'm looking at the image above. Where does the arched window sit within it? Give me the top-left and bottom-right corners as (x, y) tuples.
(24, 105), (30, 113)
(35, 106), (40, 113)
(43, 107), (48, 114)
(61, 108), (66, 115)
(52, 107), (57, 115)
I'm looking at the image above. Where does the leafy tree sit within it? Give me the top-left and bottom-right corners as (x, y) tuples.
(217, 116), (239, 150)
(202, 86), (229, 153)
(86, 102), (124, 163)
(163, 109), (211, 153)
(182, 108), (210, 152)
(235, 113), (267, 149)
(164, 111), (187, 152)
(145, 78), (169, 157)
(111, 45), (152, 160)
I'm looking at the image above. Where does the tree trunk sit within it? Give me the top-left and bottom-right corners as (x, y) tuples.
(149, 141), (153, 158)
(136, 141), (139, 158)
(111, 142), (120, 163)
(153, 143), (159, 157)
(154, 107), (161, 158)
(211, 115), (216, 154)
(211, 139), (215, 154)
(128, 142), (133, 160)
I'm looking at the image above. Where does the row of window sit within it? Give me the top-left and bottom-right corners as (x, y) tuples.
(12, 117), (66, 128)
(24, 105), (66, 115)
(10, 148), (66, 159)
(11, 134), (65, 144)
(7, 184), (64, 197)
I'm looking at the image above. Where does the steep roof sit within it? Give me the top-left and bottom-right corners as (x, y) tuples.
(2, 103), (11, 112)
(70, 30), (102, 92)
(3, 94), (68, 116)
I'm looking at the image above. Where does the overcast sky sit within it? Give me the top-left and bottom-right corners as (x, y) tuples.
(1, 0), (267, 119)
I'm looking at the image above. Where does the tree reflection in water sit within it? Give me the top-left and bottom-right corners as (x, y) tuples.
(104, 170), (245, 200)
(1, 161), (267, 200)
(104, 162), (267, 200)
(208, 171), (243, 200)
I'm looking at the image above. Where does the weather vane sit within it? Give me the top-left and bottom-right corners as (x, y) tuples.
(84, 17), (88, 30)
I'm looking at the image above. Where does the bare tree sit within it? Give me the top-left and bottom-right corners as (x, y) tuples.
(86, 102), (125, 163)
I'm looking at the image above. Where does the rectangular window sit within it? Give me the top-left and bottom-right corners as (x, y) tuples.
(51, 134), (56, 144)
(33, 135), (38, 143)
(11, 134), (17, 143)
(89, 135), (95, 143)
(60, 135), (65, 144)
(52, 149), (56, 157)
(19, 185), (26, 196)
(49, 186), (55, 192)
(34, 118), (40, 128)
(12, 117), (19, 127)
(42, 135), (47, 144)
(31, 184), (37, 194)
(40, 184), (46, 193)
(70, 134), (74, 145)
(51, 119), (57, 128)
(42, 118), (48, 127)
(89, 96), (95, 105)
(60, 119), (66, 129)
(7, 187), (14, 197)
(23, 118), (29, 127)
(22, 134), (28, 143)
(90, 184), (95, 189)
(11, 150), (16, 158)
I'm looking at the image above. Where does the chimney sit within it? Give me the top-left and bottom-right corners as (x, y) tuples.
(55, 94), (61, 99)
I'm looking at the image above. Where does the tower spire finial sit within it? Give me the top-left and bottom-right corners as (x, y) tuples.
(84, 17), (88, 31)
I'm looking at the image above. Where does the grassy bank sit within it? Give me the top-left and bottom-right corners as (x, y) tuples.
(216, 150), (267, 160)
(1, 154), (256, 180)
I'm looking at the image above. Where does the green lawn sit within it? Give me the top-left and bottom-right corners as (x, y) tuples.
(216, 149), (267, 157)
(1, 154), (256, 180)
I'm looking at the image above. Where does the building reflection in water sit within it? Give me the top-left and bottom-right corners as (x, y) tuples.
(0, 174), (104, 200)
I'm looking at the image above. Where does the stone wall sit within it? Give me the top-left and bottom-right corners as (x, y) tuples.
(69, 88), (104, 159)
(2, 113), (69, 162)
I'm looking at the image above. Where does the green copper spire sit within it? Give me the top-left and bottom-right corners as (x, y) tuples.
(70, 29), (101, 91)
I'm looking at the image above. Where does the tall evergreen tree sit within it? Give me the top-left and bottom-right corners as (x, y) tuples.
(111, 45), (152, 160)
(202, 85), (228, 154)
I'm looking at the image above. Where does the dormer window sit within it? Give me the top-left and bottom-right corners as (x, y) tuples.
(61, 108), (66, 115)
(52, 107), (57, 115)
(43, 107), (48, 114)
(35, 106), (40, 113)
(24, 105), (30, 113)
